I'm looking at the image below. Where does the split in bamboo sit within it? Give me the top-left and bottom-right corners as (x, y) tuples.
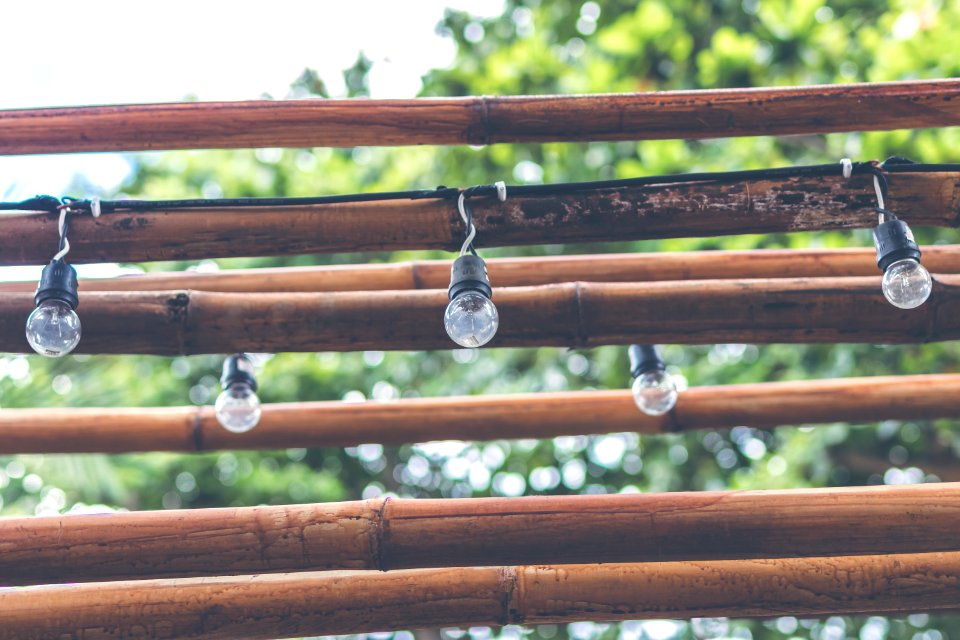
(4, 553), (960, 638)
(1, 374), (957, 454)
(1, 170), (957, 265)
(0, 276), (959, 354)
(3, 245), (960, 293)
(3, 79), (960, 155)
(4, 483), (960, 586)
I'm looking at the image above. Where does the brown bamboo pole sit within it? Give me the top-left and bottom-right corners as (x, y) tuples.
(1, 374), (957, 455)
(0, 171), (956, 265)
(1, 275), (959, 354)
(4, 245), (960, 293)
(4, 553), (960, 638)
(5, 484), (960, 586)
(3, 79), (960, 155)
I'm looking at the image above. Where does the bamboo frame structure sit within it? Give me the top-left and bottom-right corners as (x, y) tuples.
(1, 171), (956, 265)
(4, 484), (960, 586)
(5, 79), (960, 636)
(4, 553), (960, 638)
(1, 276), (958, 354)
(3, 245), (960, 293)
(3, 79), (960, 154)
(1, 374), (956, 454)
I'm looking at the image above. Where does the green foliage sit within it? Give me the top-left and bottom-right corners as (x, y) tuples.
(4, 1), (960, 638)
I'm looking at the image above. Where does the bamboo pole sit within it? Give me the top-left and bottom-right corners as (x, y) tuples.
(4, 553), (960, 638)
(4, 245), (960, 293)
(3, 79), (960, 155)
(1, 374), (957, 454)
(4, 484), (960, 586)
(0, 171), (956, 265)
(1, 276), (959, 354)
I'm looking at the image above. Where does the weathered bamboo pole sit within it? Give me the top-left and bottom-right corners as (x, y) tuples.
(4, 484), (960, 586)
(4, 553), (960, 638)
(1, 374), (957, 454)
(3, 79), (960, 155)
(4, 245), (960, 293)
(1, 276), (959, 354)
(0, 171), (956, 265)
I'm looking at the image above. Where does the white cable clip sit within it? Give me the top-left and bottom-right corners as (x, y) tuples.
(90, 197), (101, 219)
(494, 180), (507, 202)
(840, 158), (853, 179)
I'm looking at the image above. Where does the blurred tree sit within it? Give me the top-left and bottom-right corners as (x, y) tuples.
(3, 1), (960, 639)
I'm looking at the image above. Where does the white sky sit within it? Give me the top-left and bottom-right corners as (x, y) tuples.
(0, 1), (503, 281)
(0, 0), (504, 200)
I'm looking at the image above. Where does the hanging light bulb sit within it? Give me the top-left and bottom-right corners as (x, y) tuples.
(873, 216), (932, 309)
(445, 254), (499, 348)
(628, 344), (678, 416)
(25, 259), (81, 357)
(215, 353), (262, 433)
(444, 184), (506, 349)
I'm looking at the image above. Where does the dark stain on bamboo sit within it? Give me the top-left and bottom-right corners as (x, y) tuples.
(372, 497), (392, 572)
(190, 407), (205, 453)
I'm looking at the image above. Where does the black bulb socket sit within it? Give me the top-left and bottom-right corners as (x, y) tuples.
(628, 344), (665, 378)
(448, 255), (492, 301)
(873, 219), (922, 272)
(221, 353), (257, 391)
(35, 259), (79, 309)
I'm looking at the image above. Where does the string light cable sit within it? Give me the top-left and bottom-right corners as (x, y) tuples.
(1, 160), (907, 216)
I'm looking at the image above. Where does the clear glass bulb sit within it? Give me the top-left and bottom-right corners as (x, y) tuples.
(215, 382), (262, 433)
(631, 369), (678, 416)
(882, 258), (932, 309)
(444, 291), (499, 348)
(25, 299), (81, 357)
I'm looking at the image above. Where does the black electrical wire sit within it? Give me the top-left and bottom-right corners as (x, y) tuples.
(0, 158), (955, 215)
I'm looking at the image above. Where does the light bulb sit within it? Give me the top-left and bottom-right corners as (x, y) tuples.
(628, 344), (679, 416)
(873, 217), (931, 310)
(444, 291), (499, 348)
(26, 259), (81, 357)
(881, 258), (932, 309)
(25, 300), (82, 357)
(215, 382), (262, 433)
(631, 369), (678, 416)
(445, 254), (498, 348)
(215, 353), (261, 433)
